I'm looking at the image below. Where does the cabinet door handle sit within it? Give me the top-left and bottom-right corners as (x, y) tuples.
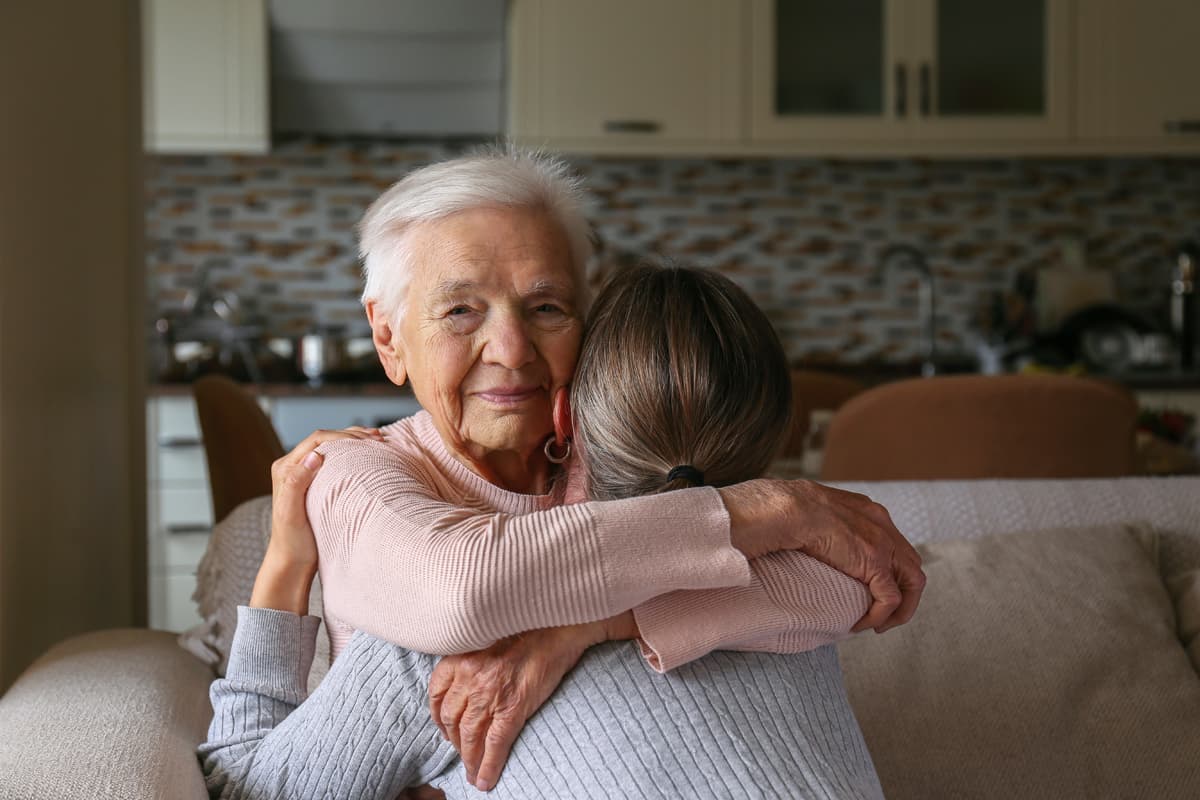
(1164, 119), (1200, 134)
(919, 63), (932, 116)
(159, 436), (202, 448)
(895, 63), (908, 117)
(166, 523), (210, 535)
(603, 120), (661, 134)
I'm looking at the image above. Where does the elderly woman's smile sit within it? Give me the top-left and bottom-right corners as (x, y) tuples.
(365, 204), (584, 492)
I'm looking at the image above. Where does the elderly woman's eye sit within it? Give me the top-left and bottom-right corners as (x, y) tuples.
(534, 303), (563, 314)
(447, 306), (472, 316)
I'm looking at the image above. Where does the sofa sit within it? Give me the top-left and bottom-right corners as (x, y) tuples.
(1, 477), (1197, 799)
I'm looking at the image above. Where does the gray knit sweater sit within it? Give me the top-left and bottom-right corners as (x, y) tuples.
(200, 607), (884, 799)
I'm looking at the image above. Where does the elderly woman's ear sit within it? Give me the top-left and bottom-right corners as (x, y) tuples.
(552, 386), (573, 446)
(365, 299), (408, 386)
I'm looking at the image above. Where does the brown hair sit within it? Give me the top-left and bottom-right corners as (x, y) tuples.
(571, 263), (792, 500)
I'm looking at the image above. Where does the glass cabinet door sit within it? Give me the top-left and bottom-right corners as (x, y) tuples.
(775, 0), (885, 116)
(750, 0), (1070, 149)
(936, 0), (1046, 116)
(751, 0), (910, 142)
(913, 0), (1071, 141)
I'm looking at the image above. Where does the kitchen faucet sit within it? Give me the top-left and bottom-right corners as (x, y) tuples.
(878, 244), (937, 377)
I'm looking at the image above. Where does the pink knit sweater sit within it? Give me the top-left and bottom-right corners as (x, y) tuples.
(309, 411), (869, 671)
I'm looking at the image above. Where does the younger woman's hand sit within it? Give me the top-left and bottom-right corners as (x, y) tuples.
(265, 426), (383, 564)
(249, 426), (383, 614)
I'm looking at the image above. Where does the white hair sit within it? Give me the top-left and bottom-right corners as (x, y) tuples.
(358, 146), (595, 324)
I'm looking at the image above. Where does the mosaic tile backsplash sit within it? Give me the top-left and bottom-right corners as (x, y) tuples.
(146, 141), (1200, 364)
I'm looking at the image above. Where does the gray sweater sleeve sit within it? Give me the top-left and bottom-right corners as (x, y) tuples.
(198, 606), (455, 800)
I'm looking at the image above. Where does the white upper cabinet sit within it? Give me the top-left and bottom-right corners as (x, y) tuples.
(508, 0), (744, 153)
(1076, 0), (1200, 151)
(750, 0), (1073, 151)
(142, 0), (269, 153)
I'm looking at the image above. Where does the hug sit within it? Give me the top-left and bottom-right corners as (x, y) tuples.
(199, 148), (924, 799)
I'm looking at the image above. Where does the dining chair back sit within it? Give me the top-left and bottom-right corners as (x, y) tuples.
(193, 376), (285, 523)
(819, 374), (1138, 481)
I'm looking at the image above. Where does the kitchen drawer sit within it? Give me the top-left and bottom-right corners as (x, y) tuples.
(161, 528), (212, 572)
(153, 396), (203, 439)
(149, 573), (203, 633)
(154, 441), (210, 484)
(148, 395), (208, 482)
(153, 486), (213, 531)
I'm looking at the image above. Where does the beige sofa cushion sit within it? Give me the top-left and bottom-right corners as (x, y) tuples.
(839, 523), (1200, 800)
(0, 629), (213, 800)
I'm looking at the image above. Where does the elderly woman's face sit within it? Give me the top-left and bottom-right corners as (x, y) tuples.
(377, 205), (583, 462)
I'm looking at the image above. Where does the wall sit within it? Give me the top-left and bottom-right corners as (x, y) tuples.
(146, 140), (1200, 364)
(0, 1), (144, 691)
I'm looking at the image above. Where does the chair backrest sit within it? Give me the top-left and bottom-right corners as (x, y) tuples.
(781, 370), (867, 458)
(819, 374), (1138, 481)
(192, 376), (285, 523)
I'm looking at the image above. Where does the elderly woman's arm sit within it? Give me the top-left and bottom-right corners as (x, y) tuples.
(631, 550), (872, 672)
(309, 439), (918, 658)
(308, 439), (753, 654)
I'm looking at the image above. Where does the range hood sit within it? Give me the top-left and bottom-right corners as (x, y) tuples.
(269, 0), (505, 137)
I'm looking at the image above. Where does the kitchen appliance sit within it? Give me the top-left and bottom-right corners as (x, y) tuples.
(1056, 304), (1173, 373)
(1034, 239), (1116, 333)
(1171, 241), (1197, 369)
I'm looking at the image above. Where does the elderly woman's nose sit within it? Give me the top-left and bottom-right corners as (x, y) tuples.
(482, 313), (537, 368)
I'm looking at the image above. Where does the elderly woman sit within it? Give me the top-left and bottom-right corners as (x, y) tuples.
(204, 262), (886, 798)
(201, 149), (922, 796)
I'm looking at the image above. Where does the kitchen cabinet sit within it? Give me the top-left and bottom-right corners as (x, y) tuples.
(508, 0), (744, 153)
(509, 0), (1117, 156)
(142, 0), (269, 153)
(749, 0), (1073, 151)
(146, 390), (421, 632)
(1076, 0), (1200, 153)
(146, 395), (213, 632)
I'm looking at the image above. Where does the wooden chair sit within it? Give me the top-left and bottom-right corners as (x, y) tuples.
(819, 374), (1138, 481)
(780, 370), (867, 458)
(192, 376), (285, 523)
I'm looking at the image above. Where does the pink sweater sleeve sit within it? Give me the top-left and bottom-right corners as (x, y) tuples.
(307, 440), (751, 655)
(631, 550), (871, 672)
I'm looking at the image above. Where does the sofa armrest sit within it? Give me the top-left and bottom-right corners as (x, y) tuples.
(0, 628), (214, 800)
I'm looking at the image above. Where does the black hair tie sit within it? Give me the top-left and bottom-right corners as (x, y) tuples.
(666, 465), (705, 485)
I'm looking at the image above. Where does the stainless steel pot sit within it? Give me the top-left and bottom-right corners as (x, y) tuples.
(297, 331), (377, 385)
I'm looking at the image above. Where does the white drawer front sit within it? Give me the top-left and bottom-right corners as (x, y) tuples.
(155, 486), (213, 530)
(155, 441), (210, 484)
(162, 528), (211, 572)
(149, 573), (203, 633)
(154, 396), (202, 440)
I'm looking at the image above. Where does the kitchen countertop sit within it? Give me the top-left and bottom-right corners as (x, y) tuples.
(149, 365), (1200, 399)
(794, 360), (1200, 391)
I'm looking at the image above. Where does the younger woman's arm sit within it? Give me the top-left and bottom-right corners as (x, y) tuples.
(201, 431), (454, 799)
(199, 607), (453, 800)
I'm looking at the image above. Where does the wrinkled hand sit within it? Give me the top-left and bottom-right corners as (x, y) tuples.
(428, 622), (605, 792)
(722, 479), (925, 634)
